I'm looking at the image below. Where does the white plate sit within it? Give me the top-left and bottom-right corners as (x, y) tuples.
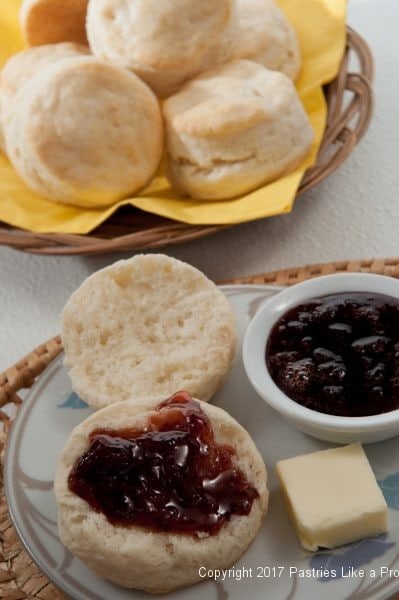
(5, 285), (399, 600)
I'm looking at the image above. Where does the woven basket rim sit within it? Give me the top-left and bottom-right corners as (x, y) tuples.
(0, 25), (374, 256)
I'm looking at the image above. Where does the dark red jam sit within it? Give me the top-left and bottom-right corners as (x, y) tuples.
(266, 293), (399, 417)
(68, 392), (258, 535)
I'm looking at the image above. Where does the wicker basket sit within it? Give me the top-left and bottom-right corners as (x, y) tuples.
(0, 27), (374, 256)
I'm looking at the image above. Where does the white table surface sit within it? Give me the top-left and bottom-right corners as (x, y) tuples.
(0, 0), (398, 373)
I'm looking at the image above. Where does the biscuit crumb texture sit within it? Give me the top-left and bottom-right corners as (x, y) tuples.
(54, 396), (268, 593)
(62, 255), (237, 408)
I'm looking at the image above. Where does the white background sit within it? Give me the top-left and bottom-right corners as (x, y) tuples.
(1, 0), (398, 372)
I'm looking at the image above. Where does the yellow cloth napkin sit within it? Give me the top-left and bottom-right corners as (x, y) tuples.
(0, 0), (346, 234)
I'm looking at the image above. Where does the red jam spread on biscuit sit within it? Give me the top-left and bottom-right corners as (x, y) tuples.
(68, 392), (259, 535)
(266, 292), (399, 416)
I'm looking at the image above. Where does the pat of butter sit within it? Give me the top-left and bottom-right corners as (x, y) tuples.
(276, 443), (388, 551)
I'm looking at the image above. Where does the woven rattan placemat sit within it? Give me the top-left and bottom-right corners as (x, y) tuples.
(1, 257), (399, 600)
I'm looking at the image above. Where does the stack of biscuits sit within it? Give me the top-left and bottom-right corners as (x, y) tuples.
(0, 0), (314, 207)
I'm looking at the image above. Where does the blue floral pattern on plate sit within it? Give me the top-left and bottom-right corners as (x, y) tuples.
(58, 392), (88, 409)
(309, 535), (395, 581)
(378, 472), (399, 510)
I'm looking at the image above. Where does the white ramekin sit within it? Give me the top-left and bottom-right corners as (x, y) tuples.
(242, 273), (399, 444)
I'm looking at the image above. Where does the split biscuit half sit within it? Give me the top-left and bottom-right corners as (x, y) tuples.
(61, 254), (237, 408)
(54, 395), (268, 593)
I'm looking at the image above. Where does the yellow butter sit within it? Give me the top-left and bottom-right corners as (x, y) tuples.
(277, 443), (388, 551)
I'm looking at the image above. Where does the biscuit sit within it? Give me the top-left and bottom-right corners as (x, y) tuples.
(61, 254), (237, 408)
(0, 43), (89, 121)
(54, 395), (268, 593)
(0, 97), (5, 154)
(234, 0), (301, 81)
(86, 0), (236, 97)
(4, 57), (163, 208)
(20, 0), (89, 46)
(163, 60), (314, 201)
